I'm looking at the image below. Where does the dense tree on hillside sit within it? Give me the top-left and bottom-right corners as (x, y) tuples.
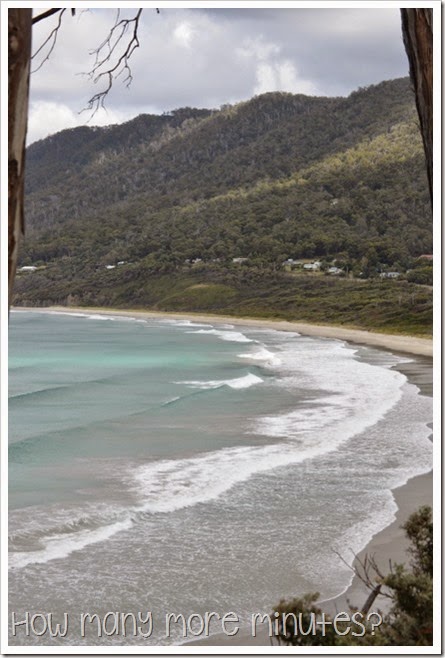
(8, 8), (144, 306)
(12, 77), (433, 334)
(18, 81), (431, 269)
(8, 9), (434, 307)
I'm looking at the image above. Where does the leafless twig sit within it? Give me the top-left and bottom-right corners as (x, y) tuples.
(30, 7), (148, 118)
(31, 9), (66, 73)
(333, 549), (393, 599)
(81, 9), (143, 116)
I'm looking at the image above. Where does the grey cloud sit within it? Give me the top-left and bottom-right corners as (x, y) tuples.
(27, 7), (410, 143)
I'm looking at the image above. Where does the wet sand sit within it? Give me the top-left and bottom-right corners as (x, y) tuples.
(184, 354), (434, 647)
(14, 306), (434, 648)
(183, 472), (433, 648)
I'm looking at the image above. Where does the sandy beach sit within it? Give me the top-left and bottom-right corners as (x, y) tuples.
(19, 306), (433, 357)
(183, 473), (433, 648)
(13, 306), (433, 647)
(183, 354), (433, 647)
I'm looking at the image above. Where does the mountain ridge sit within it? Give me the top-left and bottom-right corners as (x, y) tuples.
(15, 77), (432, 334)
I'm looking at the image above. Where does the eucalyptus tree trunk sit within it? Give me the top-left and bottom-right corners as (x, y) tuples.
(401, 8), (433, 205)
(8, 9), (32, 306)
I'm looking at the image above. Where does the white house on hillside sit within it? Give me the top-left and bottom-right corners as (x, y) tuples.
(303, 261), (322, 271)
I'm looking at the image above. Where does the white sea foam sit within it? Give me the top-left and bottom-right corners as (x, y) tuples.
(162, 396), (182, 406)
(183, 321), (214, 327)
(238, 345), (282, 367)
(178, 373), (263, 390)
(9, 517), (133, 570)
(48, 311), (116, 321)
(9, 390), (432, 573)
(44, 311), (147, 323)
(131, 373), (432, 517)
(160, 319), (214, 328)
(132, 445), (301, 513)
(253, 339), (407, 442)
(132, 339), (429, 519)
(43, 311), (93, 318)
(89, 314), (117, 321)
(11, 377), (432, 571)
(9, 327), (433, 577)
(85, 314), (146, 323)
(187, 329), (254, 343)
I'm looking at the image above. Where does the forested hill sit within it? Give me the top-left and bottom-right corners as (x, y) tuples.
(15, 77), (432, 334)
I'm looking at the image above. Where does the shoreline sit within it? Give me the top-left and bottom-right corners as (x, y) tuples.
(12, 305), (433, 648)
(184, 354), (434, 647)
(182, 471), (433, 648)
(182, 348), (433, 653)
(13, 305), (433, 357)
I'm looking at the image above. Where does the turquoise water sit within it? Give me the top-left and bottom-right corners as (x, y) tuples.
(9, 310), (433, 646)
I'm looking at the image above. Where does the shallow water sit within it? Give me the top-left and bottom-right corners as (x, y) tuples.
(8, 310), (433, 645)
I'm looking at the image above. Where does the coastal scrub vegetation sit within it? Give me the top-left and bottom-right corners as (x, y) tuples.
(273, 506), (433, 646)
(15, 267), (432, 335)
(15, 78), (432, 334)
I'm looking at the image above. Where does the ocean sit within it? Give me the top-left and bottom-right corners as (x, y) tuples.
(8, 310), (433, 646)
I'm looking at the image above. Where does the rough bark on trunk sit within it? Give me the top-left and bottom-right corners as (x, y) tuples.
(8, 9), (32, 306)
(401, 8), (433, 205)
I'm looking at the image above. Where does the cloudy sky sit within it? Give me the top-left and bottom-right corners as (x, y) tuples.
(28, 4), (410, 144)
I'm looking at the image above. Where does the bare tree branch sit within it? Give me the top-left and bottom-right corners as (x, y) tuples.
(31, 9), (66, 73)
(81, 9), (143, 116)
(333, 549), (393, 600)
(361, 584), (382, 615)
(32, 8), (63, 25)
(30, 8), (148, 118)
